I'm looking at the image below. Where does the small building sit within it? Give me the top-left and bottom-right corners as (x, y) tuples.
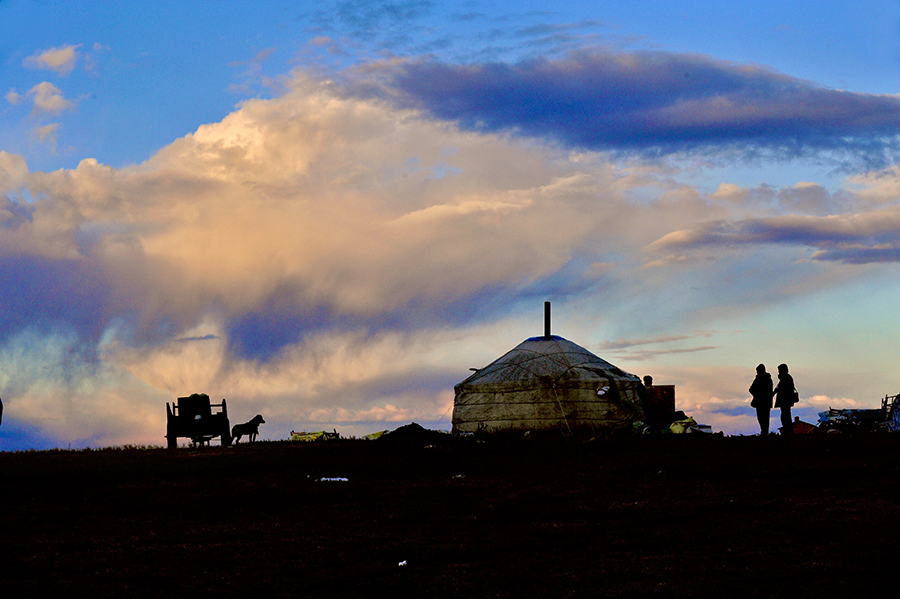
(452, 303), (644, 434)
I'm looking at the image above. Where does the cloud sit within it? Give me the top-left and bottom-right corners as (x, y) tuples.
(606, 345), (719, 362)
(513, 20), (607, 39)
(708, 181), (856, 216)
(1, 72), (693, 447)
(597, 333), (711, 350)
(0, 152), (29, 191)
(6, 89), (22, 105)
(23, 44), (82, 76)
(309, 36), (334, 47)
(595, 332), (719, 361)
(228, 48), (275, 70)
(227, 48), (278, 94)
(378, 50), (900, 168)
(802, 395), (865, 409)
(305, 0), (436, 55)
(33, 123), (60, 144)
(332, 0), (434, 37)
(0, 327), (170, 448)
(28, 82), (74, 116)
(648, 205), (900, 264)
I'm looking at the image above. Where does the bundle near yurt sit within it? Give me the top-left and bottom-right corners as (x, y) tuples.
(452, 303), (644, 434)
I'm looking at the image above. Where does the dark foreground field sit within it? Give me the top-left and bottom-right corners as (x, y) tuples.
(3, 432), (900, 598)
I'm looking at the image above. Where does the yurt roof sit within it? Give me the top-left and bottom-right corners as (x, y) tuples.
(455, 334), (639, 390)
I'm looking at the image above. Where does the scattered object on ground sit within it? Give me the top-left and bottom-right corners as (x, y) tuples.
(669, 417), (697, 434)
(165, 393), (231, 448)
(291, 429), (340, 442)
(633, 409), (713, 435)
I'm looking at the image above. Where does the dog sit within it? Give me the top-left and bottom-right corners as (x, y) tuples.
(231, 414), (265, 443)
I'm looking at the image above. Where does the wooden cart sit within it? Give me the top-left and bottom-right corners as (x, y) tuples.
(165, 393), (232, 448)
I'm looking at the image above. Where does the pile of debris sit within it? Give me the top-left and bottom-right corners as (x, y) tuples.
(817, 393), (900, 433)
(817, 409), (885, 433)
(378, 422), (450, 445)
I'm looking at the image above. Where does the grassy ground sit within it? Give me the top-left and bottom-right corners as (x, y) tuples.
(2, 433), (900, 597)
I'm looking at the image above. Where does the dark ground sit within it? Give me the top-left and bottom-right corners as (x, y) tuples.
(2, 432), (900, 598)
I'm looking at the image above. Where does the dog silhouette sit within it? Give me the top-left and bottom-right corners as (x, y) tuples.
(231, 415), (265, 443)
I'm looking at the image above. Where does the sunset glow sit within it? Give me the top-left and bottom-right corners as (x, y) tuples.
(3, 1), (900, 448)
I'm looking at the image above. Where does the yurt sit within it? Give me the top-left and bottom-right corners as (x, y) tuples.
(452, 303), (644, 434)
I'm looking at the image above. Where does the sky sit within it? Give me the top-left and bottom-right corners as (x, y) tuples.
(3, 1), (900, 449)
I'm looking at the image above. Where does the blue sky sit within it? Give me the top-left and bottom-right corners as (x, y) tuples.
(3, 1), (900, 449)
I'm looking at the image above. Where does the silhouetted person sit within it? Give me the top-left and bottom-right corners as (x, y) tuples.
(0, 396), (3, 426)
(749, 364), (774, 435)
(774, 364), (797, 435)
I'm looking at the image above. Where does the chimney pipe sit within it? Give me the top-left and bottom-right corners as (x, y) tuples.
(544, 301), (551, 338)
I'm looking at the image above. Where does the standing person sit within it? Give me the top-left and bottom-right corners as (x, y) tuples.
(774, 364), (797, 435)
(749, 364), (774, 435)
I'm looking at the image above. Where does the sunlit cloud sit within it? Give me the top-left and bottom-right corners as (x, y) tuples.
(1, 71), (690, 446)
(23, 44), (82, 76)
(648, 206), (900, 264)
(28, 82), (74, 116)
(802, 394), (866, 409)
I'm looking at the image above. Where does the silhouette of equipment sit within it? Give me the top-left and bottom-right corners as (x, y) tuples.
(165, 393), (232, 449)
